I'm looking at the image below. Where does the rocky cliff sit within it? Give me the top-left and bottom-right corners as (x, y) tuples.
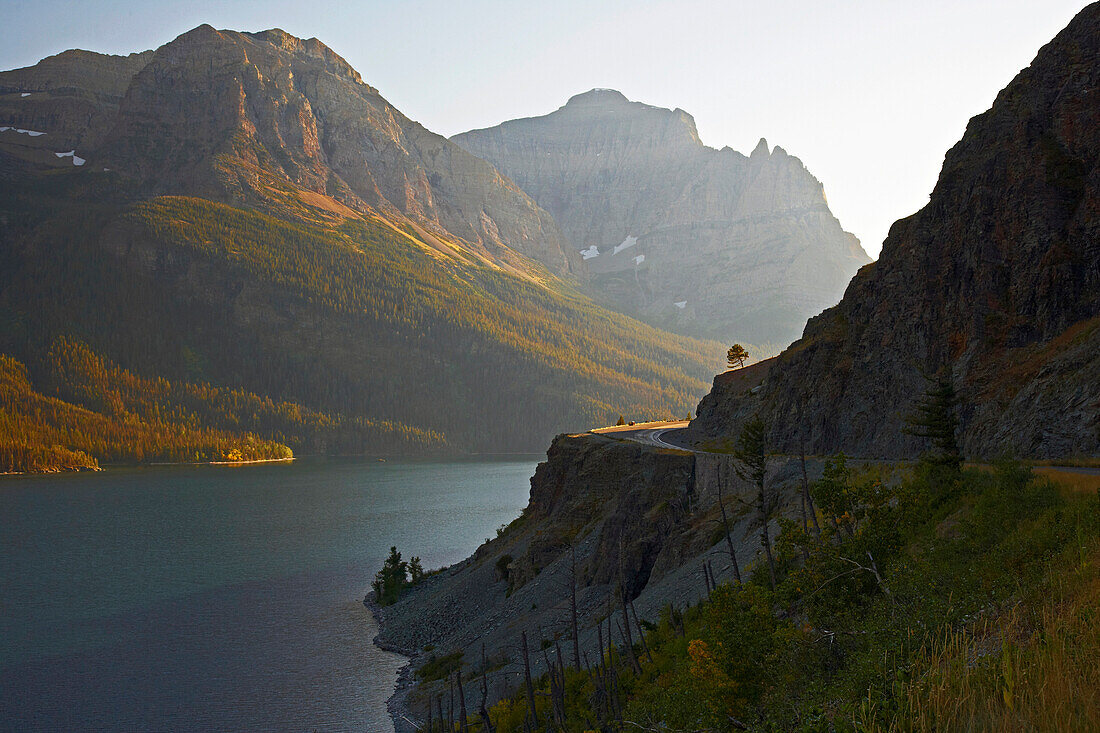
(376, 431), (816, 728)
(0, 49), (152, 152)
(453, 90), (870, 345)
(690, 4), (1100, 459)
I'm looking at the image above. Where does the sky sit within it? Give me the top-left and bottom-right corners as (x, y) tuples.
(1, 0), (1091, 257)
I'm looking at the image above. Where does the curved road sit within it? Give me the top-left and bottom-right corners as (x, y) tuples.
(590, 423), (1100, 483)
(590, 420), (696, 451)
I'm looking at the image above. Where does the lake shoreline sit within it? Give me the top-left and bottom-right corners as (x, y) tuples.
(364, 591), (418, 733)
(4, 451), (547, 479)
(4, 456), (538, 731)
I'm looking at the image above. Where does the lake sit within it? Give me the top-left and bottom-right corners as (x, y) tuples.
(0, 457), (539, 731)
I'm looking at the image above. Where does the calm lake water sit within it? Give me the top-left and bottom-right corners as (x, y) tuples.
(0, 457), (538, 732)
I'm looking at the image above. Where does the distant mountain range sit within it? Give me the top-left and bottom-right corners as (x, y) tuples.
(0, 25), (727, 463)
(454, 90), (870, 347)
(689, 3), (1100, 459)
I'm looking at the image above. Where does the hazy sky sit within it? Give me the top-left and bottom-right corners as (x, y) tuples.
(2, 0), (1091, 257)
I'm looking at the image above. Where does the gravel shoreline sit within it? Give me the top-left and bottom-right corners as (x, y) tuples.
(364, 592), (419, 733)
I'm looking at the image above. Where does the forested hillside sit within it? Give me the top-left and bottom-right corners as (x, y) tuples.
(1, 347), (287, 473)
(0, 168), (721, 462)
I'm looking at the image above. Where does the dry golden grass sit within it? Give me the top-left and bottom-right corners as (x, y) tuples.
(889, 545), (1100, 732)
(1033, 466), (1100, 495)
(1032, 456), (1100, 468)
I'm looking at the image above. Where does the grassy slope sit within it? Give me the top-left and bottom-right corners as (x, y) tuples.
(481, 461), (1100, 732)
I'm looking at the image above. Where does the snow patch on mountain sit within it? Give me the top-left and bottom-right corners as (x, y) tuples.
(612, 236), (637, 255)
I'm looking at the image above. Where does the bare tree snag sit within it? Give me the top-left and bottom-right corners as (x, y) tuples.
(479, 643), (493, 733)
(717, 467), (743, 583)
(455, 671), (468, 733)
(570, 544), (581, 670)
(630, 601), (654, 664)
(521, 631), (539, 728)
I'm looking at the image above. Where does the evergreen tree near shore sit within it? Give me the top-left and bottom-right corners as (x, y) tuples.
(373, 546), (409, 606)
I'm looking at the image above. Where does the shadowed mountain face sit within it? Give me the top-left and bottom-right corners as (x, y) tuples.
(453, 89), (870, 346)
(0, 27), (724, 456)
(690, 3), (1100, 459)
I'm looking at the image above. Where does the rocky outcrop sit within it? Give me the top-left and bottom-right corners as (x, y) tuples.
(453, 90), (870, 345)
(0, 49), (152, 150)
(689, 4), (1100, 459)
(377, 431), (815, 729)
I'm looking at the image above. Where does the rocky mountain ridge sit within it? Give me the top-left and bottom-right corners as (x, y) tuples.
(453, 89), (870, 345)
(1, 25), (578, 277)
(689, 3), (1100, 459)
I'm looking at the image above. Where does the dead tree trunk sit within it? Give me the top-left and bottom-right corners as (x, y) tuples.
(479, 643), (493, 733)
(583, 651), (606, 726)
(455, 672), (469, 733)
(596, 616), (607, 681)
(541, 648), (559, 727)
(616, 535), (641, 675)
(570, 545), (580, 670)
(555, 643), (567, 723)
(630, 601), (654, 664)
(521, 631), (539, 729)
(448, 676), (454, 732)
(717, 469), (742, 583)
(620, 594), (641, 674)
(759, 487), (778, 589)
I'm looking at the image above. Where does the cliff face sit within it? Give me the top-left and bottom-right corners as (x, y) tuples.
(690, 4), (1100, 459)
(453, 90), (870, 345)
(0, 49), (152, 151)
(377, 431), (814, 728)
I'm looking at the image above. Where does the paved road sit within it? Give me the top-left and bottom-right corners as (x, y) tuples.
(590, 420), (696, 451)
(592, 423), (1100, 478)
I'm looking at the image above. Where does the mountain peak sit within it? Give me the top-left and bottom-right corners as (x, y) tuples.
(751, 137), (770, 158)
(565, 88), (630, 107)
(453, 94), (869, 344)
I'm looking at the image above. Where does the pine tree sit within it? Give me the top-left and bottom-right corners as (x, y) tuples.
(732, 417), (778, 587)
(727, 344), (749, 370)
(905, 375), (961, 472)
(372, 546), (409, 605)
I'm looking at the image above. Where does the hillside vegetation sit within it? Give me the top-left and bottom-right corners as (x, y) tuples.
(0, 345), (293, 472)
(472, 459), (1100, 732)
(0, 171), (723, 459)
